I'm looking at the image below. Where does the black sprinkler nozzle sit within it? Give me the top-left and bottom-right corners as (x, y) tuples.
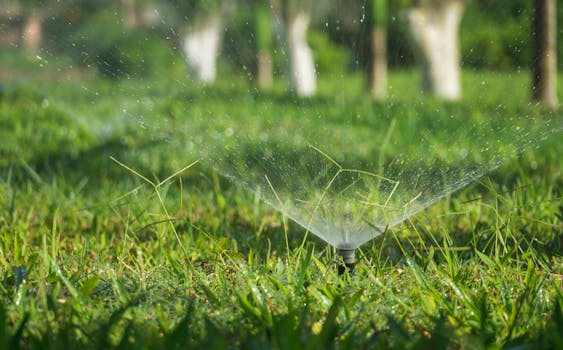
(337, 248), (356, 275)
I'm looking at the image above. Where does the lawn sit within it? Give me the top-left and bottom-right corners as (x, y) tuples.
(0, 66), (562, 349)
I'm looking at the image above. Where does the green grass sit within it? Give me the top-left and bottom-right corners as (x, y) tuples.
(0, 66), (562, 349)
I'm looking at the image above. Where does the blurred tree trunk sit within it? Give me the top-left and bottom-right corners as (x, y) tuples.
(181, 13), (222, 84)
(282, 0), (316, 96)
(408, 0), (463, 100)
(532, 0), (558, 109)
(22, 10), (42, 53)
(121, 0), (140, 28)
(367, 0), (387, 100)
(255, 1), (273, 89)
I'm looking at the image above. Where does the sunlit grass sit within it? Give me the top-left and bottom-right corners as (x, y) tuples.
(0, 69), (561, 348)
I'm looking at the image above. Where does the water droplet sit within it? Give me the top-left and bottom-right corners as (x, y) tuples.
(459, 149), (468, 158)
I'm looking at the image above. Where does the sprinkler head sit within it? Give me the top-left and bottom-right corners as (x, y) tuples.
(337, 248), (356, 275)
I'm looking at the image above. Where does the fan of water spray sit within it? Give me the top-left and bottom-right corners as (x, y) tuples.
(182, 103), (560, 253)
(1, 1), (561, 270)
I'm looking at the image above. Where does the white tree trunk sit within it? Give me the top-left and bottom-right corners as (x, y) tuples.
(182, 15), (222, 84)
(285, 12), (316, 96)
(368, 27), (387, 99)
(22, 12), (42, 53)
(409, 0), (463, 100)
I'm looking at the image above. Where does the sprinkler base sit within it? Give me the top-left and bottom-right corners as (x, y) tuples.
(337, 248), (356, 275)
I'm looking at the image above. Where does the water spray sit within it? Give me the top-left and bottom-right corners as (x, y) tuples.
(337, 248), (356, 275)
